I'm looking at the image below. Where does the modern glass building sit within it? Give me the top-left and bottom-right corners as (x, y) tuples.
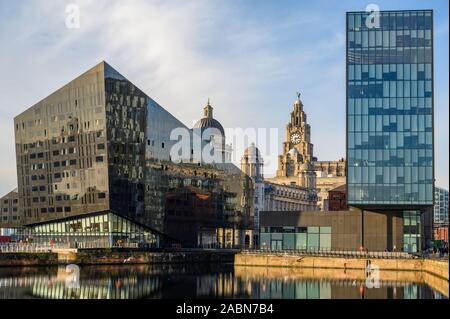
(25, 210), (164, 249)
(346, 10), (434, 252)
(13, 62), (254, 248)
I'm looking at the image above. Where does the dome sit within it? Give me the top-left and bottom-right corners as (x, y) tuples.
(243, 143), (262, 159)
(193, 99), (225, 136)
(193, 117), (225, 136)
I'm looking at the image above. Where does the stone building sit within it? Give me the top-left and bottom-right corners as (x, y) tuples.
(314, 159), (347, 211)
(240, 143), (265, 246)
(265, 94), (318, 211)
(263, 182), (318, 212)
(193, 100), (233, 164)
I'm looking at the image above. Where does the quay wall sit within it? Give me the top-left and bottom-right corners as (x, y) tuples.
(234, 253), (449, 280)
(0, 253), (58, 266)
(73, 249), (236, 265)
(0, 249), (236, 266)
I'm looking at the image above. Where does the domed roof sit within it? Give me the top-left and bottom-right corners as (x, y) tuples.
(194, 117), (225, 136)
(244, 143), (262, 158)
(193, 99), (225, 136)
(242, 143), (263, 164)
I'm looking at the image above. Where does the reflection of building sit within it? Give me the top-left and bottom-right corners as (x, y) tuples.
(328, 185), (348, 211)
(240, 144), (264, 247)
(10, 61), (253, 248)
(346, 10), (434, 252)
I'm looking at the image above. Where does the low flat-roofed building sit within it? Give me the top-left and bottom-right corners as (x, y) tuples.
(260, 209), (406, 252)
(23, 209), (178, 249)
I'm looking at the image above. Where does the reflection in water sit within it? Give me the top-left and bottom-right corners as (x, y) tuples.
(0, 264), (447, 299)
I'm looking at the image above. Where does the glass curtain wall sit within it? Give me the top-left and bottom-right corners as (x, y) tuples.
(30, 212), (159, 248)
(260, 226), (331, 251)
(347, 10), (433, 205)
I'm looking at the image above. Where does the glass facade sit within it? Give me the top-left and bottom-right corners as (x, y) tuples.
(347, 10), (434, 205)
(260, 226), (331, 251)
(403, 210), (421, 253)
(29, 211), (160, 248)
(13, 61), (254, 248)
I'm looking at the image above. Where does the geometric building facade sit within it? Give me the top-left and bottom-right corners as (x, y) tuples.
(12, 62), (254, 248)
(347, 10), (434, 251)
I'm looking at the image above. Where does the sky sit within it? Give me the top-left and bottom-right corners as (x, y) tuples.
(0, 0), (448, 196)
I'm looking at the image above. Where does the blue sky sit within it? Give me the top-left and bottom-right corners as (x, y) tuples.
(0, 0), (448, 196)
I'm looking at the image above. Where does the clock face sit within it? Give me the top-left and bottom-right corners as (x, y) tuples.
(290, 132), (301, 145)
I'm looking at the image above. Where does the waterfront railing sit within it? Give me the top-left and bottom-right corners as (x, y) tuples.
(242, 248), (415, 259)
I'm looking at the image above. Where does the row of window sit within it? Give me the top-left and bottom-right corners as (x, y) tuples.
(348, 185), (433, 203)
(1, 199), (18, 205)
(349, 96), (432, 111)
(348, 48), (432, 65)
(348, 115), (432, 133)
(20, 131), (104, 151)
(349, 63), (432, 80)
(348, 81), (432, 98)
(348, 132), (432, 150)
(348, 30), (432, 49)
(2, 216), (19, 221)
(348, 149), (433, 167)
(30, 157), (104, 171)
(348, 12), (432, 31)
(348, 167), (433, 185)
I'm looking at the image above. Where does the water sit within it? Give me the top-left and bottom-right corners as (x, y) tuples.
(0, 264), (447, 299)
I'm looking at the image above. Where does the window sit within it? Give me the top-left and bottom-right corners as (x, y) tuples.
(96, 156), (104, 163)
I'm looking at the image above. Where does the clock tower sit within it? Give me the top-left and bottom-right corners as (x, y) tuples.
(276, 93), (315, 180)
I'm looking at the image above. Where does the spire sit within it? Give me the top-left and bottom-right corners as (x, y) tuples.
(204, 98), (213, 118)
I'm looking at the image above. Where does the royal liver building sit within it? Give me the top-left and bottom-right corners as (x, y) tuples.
(262, 93), (346, 211)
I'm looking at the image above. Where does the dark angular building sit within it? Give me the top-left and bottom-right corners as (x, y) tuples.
(346, 10), (434, 252)
(12, 62), (254, 248)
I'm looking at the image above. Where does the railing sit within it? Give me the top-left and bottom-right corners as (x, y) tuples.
(242, 248), (414, 259)
(0, 243), (69, 253)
